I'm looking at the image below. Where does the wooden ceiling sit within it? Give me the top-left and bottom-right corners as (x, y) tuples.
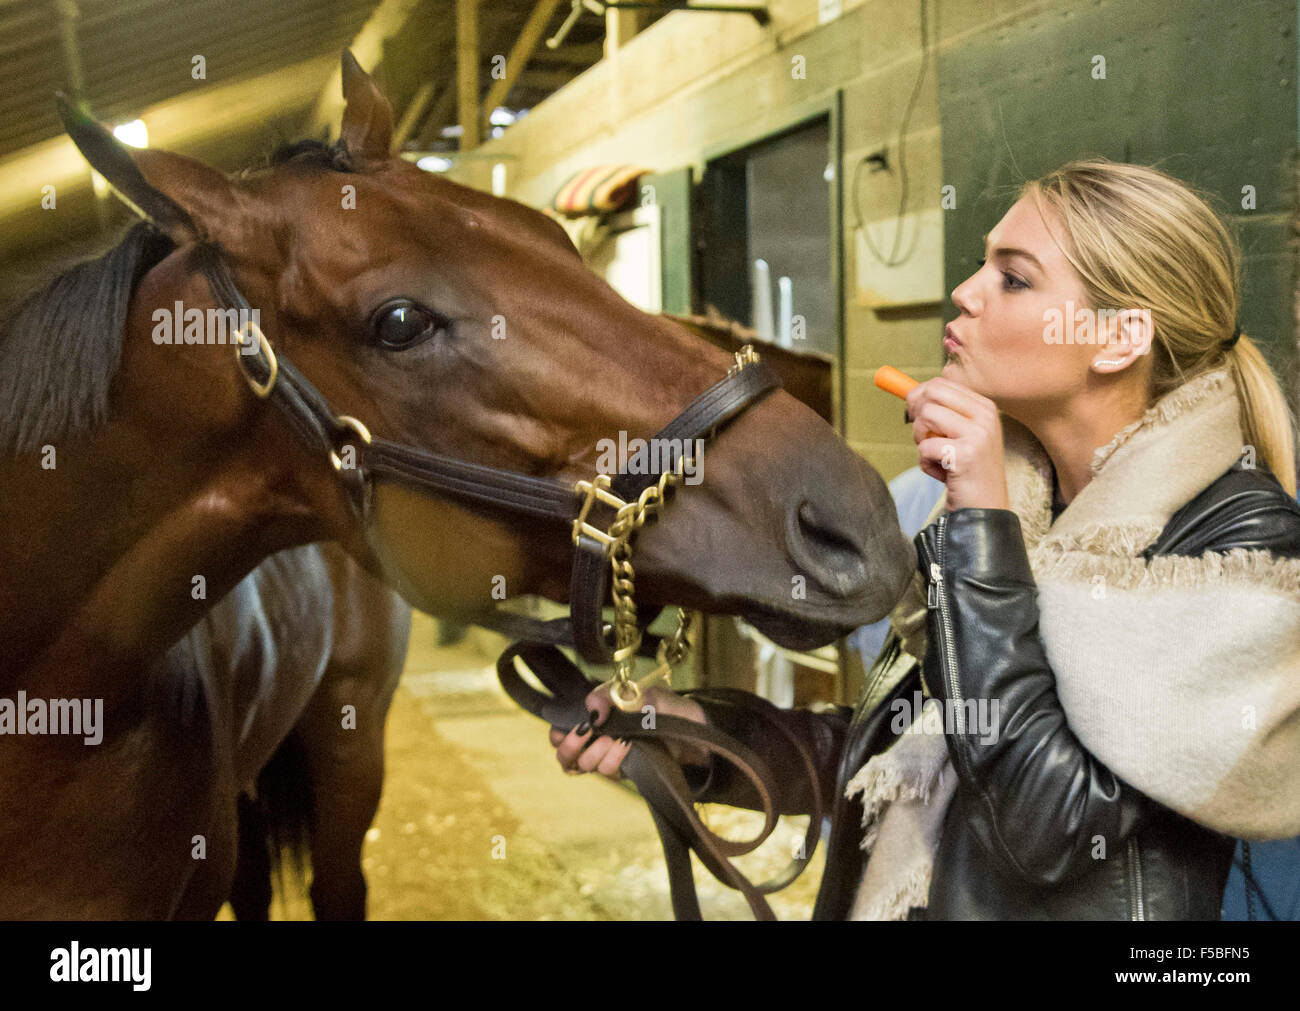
(0, 0), (646, 271)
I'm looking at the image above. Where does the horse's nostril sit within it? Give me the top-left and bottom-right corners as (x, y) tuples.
(797, 501), (859, 555)
(790, 500), (871, 599)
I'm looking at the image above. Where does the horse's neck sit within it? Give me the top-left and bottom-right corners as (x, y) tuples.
(0, 419), (323, 697)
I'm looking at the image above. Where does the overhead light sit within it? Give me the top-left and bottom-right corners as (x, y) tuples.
(488, 107), (516, 126)
(112, 119), (148, 148)
(440, 124), (463, 139)
(416, 155), (453, 173)
(490, 126), (503, 139)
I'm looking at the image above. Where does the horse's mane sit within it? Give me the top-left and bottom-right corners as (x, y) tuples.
(260, 137), (356, 173)
(0, 222), (175, 456)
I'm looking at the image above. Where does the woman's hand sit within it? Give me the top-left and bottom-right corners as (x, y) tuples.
(549, 683), (711, 782)
(905, 376), (1010, 511)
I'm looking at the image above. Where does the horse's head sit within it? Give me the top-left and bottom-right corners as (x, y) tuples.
(62, 52), (913, 651)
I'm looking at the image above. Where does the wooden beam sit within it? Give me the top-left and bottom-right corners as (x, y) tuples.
(531, 40), (605, 64)
(0, 54), (336, 256)
(413, 84), (459, 147)
(482, 0), (563, 115)
(515, 66), (586, 90)
(392, 80), (436, 151)
(457, 0), (480, 149)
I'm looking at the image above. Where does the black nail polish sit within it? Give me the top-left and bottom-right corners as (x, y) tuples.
(574, 719), (590, 735)
(904, 408), (913, 424)
(588, 708), (600, 725)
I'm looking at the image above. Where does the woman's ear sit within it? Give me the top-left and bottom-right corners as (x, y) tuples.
(56, 92), (235, 245)
(339, 49), (394, 161)
(1114, 307), (1154, 358)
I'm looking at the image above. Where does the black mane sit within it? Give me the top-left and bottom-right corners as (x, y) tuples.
(265, 137), (356, 173)
(0, 222), (175, 456)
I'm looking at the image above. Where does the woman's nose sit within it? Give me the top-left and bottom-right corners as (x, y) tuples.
(951, 278), (977, 317)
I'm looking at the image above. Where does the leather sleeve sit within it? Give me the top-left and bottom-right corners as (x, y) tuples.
(917, 508), (1146, 886)
(675, 688), (853, 816)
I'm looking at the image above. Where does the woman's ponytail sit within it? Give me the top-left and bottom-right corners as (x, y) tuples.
(1227, 332), (1297, 496)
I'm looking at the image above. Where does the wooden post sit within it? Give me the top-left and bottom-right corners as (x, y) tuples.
(392, 80), (435, 151)
(414, 85), (459, 148)
(604, 6), (646, 59)
(483, 0), (564, 117)
(457, 0), (480, 149)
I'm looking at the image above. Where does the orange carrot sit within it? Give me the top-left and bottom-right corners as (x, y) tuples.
(874, 365), (919, 399)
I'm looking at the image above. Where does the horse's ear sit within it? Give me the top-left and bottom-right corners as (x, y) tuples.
(56, 92), (232, 245)
(339, 50), (393, 160)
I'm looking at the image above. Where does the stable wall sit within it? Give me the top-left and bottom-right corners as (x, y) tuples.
(451, 0), (1299, 481)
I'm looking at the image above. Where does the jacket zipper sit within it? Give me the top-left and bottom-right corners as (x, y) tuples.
(921, 514), (966, 735)
(1127, 837), (1146, 920)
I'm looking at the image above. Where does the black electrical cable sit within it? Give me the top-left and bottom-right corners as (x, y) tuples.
(852, 0), (930, 268)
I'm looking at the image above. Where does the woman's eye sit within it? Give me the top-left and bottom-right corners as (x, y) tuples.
(371, 300), (448, 350)
(976, 257), (1026, 291)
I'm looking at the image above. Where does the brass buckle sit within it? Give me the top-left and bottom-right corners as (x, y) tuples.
(571, 474), (629, 555)
(329, 414), (373, 472)
(728, 344), (761, 377)
(234, 321), (278, 399)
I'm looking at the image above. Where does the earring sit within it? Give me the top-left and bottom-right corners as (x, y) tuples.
(1095, 358), (1124, 368)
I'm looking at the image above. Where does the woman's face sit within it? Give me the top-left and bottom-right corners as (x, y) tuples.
(943, 196), (1134, 420)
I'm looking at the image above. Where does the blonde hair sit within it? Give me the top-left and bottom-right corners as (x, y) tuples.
(1019, 158), (1297, 497)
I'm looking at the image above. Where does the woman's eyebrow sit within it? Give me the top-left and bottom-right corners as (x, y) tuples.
(981, 232), (1045, 273)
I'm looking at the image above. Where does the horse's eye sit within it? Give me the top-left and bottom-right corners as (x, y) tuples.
(371, 299), (447, 351)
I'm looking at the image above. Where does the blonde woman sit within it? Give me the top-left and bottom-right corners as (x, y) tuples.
(551, 158), (1300, 920)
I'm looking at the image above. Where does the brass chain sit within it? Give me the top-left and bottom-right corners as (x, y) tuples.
(574, 345), (759, 712)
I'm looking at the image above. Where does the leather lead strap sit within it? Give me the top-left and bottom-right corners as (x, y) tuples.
(497, 640), (823, 921)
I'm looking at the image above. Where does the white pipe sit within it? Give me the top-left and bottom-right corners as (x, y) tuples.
(777, 275), (793, 348)
(752, 258), (774, 343)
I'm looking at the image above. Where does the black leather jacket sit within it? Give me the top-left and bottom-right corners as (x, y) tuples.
(683, 458), (1300, 919)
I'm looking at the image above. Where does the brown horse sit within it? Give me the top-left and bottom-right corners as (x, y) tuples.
(0, 52), (912, 919)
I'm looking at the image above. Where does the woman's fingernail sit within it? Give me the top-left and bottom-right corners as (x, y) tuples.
(588, 708), (600, 726)
(574, 719), (590, 736)
(904, 408), (913, 424)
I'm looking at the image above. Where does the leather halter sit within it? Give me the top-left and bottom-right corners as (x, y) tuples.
(202, 244), (779, 662)
(202, 244), (825, 920)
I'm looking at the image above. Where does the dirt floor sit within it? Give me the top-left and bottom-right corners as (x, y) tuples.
(219, 612), (826, 921)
